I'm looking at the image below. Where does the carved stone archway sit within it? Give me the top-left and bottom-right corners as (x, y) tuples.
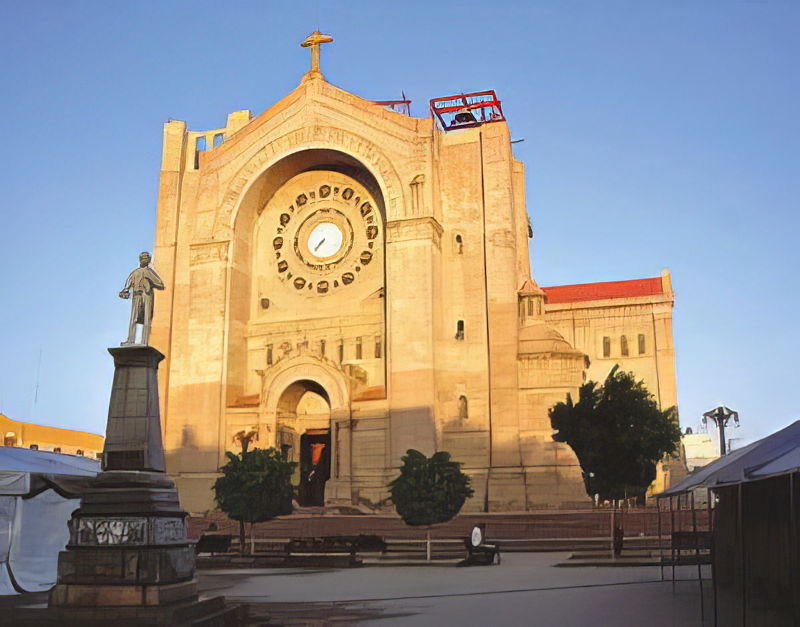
(259, 354), (351, 505)
(219, 124), (406, 241)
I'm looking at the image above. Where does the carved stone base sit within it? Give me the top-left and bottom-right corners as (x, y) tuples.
(50, 469), (196, 608)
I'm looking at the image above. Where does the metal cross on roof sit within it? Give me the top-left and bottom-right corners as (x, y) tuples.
(301, 30), (334, 75)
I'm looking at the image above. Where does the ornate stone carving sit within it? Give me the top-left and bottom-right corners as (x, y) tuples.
(74, 517), (147, 546)
(71, 516), (188, 546)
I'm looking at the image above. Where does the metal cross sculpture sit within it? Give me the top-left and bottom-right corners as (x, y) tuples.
(301, 30), (333, 75)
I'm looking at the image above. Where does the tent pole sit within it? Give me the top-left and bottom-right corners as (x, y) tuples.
(790, 473), (797, 627)
(739, 482), (745, 626)
(692, 490), (704, 624)
(670, 494), (676, 585)
(709, 487), (717, 627)
(658, 496), (664, 581)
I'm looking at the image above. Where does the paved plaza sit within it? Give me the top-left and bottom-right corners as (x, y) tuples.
(198, 552), (712, 626)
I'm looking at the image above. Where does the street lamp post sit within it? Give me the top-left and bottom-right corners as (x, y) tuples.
(702, 406), (739, 456)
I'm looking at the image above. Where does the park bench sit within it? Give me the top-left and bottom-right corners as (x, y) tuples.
(195, 533), (233, 555)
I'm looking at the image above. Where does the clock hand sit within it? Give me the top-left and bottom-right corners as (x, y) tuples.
(314, 237), (326, 252)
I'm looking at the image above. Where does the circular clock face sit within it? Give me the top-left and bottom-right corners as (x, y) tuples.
(264, 174), (382, 297)
(307, 222), (343, 259)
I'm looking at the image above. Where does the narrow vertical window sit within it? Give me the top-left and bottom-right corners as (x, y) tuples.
(455, 233), (463, 254)
(527, 298), (534, 316)
(356, 337), (362, 360)
(266, 344), (273, 365)
(458, 395), (468, 419)
(456, 320), (465, 340)
(194, 136), (206, 170)
(320, 339), (326, 357)
(638, 334), (646, 355)
(375, 337), (382, 358)
(620, 335), (629, 356)
(213, 133), (224, 148)
(602, 336), (610, 358)
(338, 341), (344, 363)
(536, 299), (542, 315)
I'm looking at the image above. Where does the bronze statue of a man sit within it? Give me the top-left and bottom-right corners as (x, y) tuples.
(119, 252), (165, 345)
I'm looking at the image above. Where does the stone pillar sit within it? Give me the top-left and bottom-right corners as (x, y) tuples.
(102, 346), (167, 472)
(49, 345), (197, 609)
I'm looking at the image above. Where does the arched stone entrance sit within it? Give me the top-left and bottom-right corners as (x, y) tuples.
(261, 355), (351, 507)
(276, 379), (331, 506)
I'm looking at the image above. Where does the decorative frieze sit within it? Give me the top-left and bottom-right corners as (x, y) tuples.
(71, 516), (188, 547)
(189, 241), (229, 266)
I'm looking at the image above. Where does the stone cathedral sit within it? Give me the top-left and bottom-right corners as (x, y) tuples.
(150, 33), (679, 513)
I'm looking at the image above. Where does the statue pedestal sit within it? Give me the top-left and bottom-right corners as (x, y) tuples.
(49, 346), (197, 609)
(39, 346), (240, 622)
(48, 471), (197, 608)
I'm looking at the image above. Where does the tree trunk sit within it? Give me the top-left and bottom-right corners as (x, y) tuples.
(239, 519), (246, 555)
(426, 529), (431, 562)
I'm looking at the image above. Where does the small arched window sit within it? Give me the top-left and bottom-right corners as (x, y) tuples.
(455, 234), (463, 254)
(458, 395), (468, 419)
(76, 449), (84, 456)
(602, 336), (611, 358)
(620, 335), (629, 357)
(53, 447), (62, 454)
(29, 444), (38, 451)
(456, 320), (465, 340)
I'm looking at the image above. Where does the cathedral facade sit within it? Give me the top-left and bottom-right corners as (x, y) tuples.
(150, 34), (678, 512)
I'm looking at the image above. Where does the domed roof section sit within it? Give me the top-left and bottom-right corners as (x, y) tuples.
(519, 278), (545, 296)
(518, 321), (583, 356)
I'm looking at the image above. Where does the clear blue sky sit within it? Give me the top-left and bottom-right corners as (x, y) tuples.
(1, 1), (797, 449)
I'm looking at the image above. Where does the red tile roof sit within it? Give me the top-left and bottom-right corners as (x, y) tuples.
(541, 277), (664, 304)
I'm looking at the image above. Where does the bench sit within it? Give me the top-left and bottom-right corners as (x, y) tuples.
(195, 534), (233, 555)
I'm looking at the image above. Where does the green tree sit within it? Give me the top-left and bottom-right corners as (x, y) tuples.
(549, 365), (681, 503)
(213, 447), (296, 554)
(388, 449), (474, 559)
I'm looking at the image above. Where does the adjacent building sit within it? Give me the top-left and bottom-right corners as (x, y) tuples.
(0, 414), (104, 458)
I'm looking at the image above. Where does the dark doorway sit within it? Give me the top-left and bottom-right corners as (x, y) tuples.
(298, 428), (330, 506)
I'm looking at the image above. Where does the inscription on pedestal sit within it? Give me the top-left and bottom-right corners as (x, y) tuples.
(75, 518), (147, 545)
(72, 517), (187, 546)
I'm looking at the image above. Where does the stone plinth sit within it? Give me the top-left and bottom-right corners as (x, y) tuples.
(49, 345), (197, 609)
(103, 346), (166, 472)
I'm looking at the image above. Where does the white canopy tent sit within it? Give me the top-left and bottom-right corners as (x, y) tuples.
(0, 447), (99, 595)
